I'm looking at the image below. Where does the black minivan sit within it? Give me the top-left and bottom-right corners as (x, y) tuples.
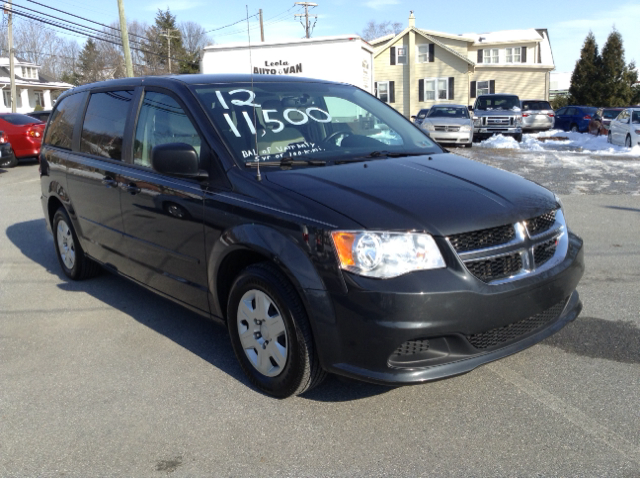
(40, 75), (584, 398)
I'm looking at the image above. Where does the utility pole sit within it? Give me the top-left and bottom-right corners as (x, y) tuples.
(7, 0), (16, 112)
(160, 28), (179, 74)
(294, 2), (317, 39)
(117, 0), (134, 77)
(259, 9), (264, 42)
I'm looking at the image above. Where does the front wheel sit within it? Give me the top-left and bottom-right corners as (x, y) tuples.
(625, 135), (632, 148)
(52, 208), (101, 280)
(227, 263), (326, 398)
(570, 124), (578, 133)
(607, 131), (612, 144)
(513, 133), (523, 143)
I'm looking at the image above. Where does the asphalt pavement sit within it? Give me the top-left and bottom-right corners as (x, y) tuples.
(1, 159), (639, 477)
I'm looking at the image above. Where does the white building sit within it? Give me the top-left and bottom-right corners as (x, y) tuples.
(549, 71), (572, 99)
(201, 35), (375, 93)
(0, 58), (74, 113)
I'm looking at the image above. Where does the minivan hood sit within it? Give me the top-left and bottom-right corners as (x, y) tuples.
(266, 154), (556, 235)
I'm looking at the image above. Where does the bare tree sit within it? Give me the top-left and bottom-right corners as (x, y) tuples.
(180, 21), (212, 53)
(360, 20), (403, 42)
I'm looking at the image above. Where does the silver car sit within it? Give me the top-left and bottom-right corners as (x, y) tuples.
(520, 100), (555, 132)
(421, 104), (473, 147)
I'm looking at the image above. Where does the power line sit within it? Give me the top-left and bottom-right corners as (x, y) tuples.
(204, 12), (259, 34)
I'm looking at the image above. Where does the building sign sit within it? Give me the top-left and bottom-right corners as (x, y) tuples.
(253, 60), (303, 75)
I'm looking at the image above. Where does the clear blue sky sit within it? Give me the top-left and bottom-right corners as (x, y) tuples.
(32, 0), (640, 73)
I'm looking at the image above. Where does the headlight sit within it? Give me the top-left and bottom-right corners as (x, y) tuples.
(515, 116), (523, 125)
(424, 123), (435, 131)
(554, 194), (567, 226)
(331, 231), (445, 278)
(473, 117), (481, 127)
(459, 125), (471, 132)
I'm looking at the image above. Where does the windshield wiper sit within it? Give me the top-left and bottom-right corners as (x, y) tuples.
(336, 151), (431, 163)
(245, 156), (326, 168)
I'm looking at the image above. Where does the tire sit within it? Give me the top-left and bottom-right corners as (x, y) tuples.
(570, 124), (578, 133)
(227, 262), (326, 398)
(465, 142), (473, 148)
(607, 131), (612, 144)
(0, 151), (18, 168)
(52, 207), (101, 280)
(514, 133), (523, 143)
(625, 135), (632, 148)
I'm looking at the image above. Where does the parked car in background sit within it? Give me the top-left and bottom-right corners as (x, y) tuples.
(0, 130), (17, 168)
(39, 74), (583, 398)
(607, 107), (640, 148)
(553, 106), (597, 133)
(420, 104), (473, 147)
(412, 108), (429, 126)
(471, 94), (522, 142)
(588, 107), (624, 136)
(0, 113), (45, 166)
(27, 110), (52, 123)
(520, 100), (554, 132)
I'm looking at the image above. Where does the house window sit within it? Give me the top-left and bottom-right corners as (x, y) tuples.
(506, 47), (521, 63)
(491, 49), (499, 63)
(377, 81), (389, 102)
(477, 81), (490, 96)
(417, 45), (429, 63)
(396, 47), (407, 64)
(424, 78), (448, 101)
(34, 91), (45, 108)
(3, 90), (22, 108)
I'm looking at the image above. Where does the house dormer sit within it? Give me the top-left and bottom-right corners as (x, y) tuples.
(16, 64), (39, 81)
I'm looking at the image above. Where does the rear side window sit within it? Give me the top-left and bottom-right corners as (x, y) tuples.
(44, 94), (85, 149)
(1, 113), (40, 125)
(80, 91), (134, 160)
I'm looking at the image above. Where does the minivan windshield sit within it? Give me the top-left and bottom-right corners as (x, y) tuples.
(191, 82), (441, 165)
(427, 106), (470, 119)
(475, 96), (520, 111)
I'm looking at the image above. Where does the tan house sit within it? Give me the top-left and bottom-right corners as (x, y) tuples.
(371, 13), (555, 117)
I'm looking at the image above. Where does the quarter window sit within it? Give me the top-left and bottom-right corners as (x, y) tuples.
(477, 81), (490, 96)
(133, 91), (201, 168)
(44, 93), (85, 150)
(80, 91), (134, 160)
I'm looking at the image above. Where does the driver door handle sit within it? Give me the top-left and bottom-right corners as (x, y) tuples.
(101, 177), (118, 188)
(123, 183), (141, 195)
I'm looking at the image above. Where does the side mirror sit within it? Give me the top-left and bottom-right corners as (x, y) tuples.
(151, 143), (208, 179)
(411, 115), (417, 120)
(468, 105), (473, 111)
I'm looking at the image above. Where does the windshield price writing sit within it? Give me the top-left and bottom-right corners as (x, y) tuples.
(216, 89), (332, 138)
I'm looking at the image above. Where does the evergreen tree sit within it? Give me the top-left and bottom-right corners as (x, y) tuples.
(569, 32), (602, 106)
(76, 39), (107, 85)
(600, 29), (636, 106)
(145, 9), (188, 74)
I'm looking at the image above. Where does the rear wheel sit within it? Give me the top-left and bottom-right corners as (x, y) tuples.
(607, 131), (612, 144)
(514, 133), (523, 143)
(625, 135), (632, 148)
(52, 208), (101, 280)
(227, 263), (326, 398)
(570, 124), (578, 133)
(0, 151), (17, 168)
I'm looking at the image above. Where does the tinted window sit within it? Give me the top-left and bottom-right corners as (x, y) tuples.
(565, 108), (576, 116)
(632, 111), (640, 124)
(521, 101), (552, 111)
(133, 91), (201, 168)
(80, 91), (134, 160)
(603, 110), (621, 119)
(555, 108), (566, 115)
(44, 93), (85, 150)
(0, 113), (40, 125)
(427, 107), (469, 119)
(417, 109), (429, 119)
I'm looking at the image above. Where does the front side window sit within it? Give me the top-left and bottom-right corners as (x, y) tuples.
(397, 47), (407, 64)
(377, 81), (389, 103)
(44, 93), (85, 149)
(631, 111), (640, 124)
(417, 45), (429, 63)
(477, 81), (490, 96)
(133, 91), (202, 168)
(191, 82), (440, 166)
(80, 91), (134, 160)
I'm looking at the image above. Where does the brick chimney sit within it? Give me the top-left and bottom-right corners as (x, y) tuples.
(408, 11), (415, 28)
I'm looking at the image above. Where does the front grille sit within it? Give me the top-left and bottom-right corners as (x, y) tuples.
(487, 116), (511, 126)
(465, 252), (522, 282)
(448, 224), (515, 253)
(434, 126), (460, 132)
(466, 298), (568, 350)
(534, 238), (558, 267)
(392, 339), (430, 357)
(526, 210), (556, 236)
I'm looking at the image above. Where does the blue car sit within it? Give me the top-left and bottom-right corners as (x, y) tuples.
(554, 105), (598, 133)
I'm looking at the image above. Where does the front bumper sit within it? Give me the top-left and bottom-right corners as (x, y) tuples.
(313, 231), (584, 386)
(430, 130), (473, 144)
(473, 127), (521, 139)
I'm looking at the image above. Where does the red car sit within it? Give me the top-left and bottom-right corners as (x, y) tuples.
(0, 113), (45, 167)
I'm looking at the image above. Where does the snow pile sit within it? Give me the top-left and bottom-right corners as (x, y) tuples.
(476, 130), (640, 156)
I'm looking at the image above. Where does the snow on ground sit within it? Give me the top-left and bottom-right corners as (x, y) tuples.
(475, 130), (640, 157)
